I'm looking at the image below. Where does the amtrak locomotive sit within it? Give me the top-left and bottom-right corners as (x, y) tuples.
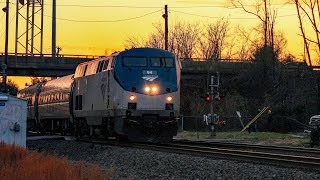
(18, 48), (181, 142)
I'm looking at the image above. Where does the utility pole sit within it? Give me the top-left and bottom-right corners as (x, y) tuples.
(163, 5), (168, 50)
(52, 0), (56, 56)
(2, 0), (9, 93)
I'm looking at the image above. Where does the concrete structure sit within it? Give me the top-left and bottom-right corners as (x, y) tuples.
(0, 55), (252, 77)
(0, 55), (95, 77)
(0, 54), (312, 77)
(0, 94), (27, 147)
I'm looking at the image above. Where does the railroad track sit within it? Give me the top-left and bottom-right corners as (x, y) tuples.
(172, 139), (320, 158)
(78, 138), (320, 170)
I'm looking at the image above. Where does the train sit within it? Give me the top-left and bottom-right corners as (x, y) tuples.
(18, 48), (181, 143)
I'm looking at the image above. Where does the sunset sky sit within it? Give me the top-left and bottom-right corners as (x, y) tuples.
(0, 0), (316, 89)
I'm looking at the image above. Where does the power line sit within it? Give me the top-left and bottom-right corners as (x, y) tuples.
(170, 10), (258, 19)
(43, 10), (161, 23)
(0, 9), (5, 22)
(0, 7), (16, 39)
(10, 2), (294, 9)
(50, 4), (236, 9)
(0, 6), (14, 40)
(170, 10), (297, 19)
(52, 4), (162, 8)
(49, 4), (294, 8)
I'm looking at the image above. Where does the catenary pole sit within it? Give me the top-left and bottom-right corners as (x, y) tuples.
(52, 0), (56, 56)
(2, 0), (9, 93)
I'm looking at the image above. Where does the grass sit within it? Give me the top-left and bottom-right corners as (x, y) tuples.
(0, 142), (111, 180)
(176, 131), (310, 146)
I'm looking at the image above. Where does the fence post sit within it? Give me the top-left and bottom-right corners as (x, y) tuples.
(196, 117), (199, 139)
(181, 114), (184, 131)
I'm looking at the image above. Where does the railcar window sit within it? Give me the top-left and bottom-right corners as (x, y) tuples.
(103, 60), (109, 70)
(150, 57), (174, 67)
(75, 65), (85, 78)
(123, 57), (147, 67)
(97, 61), (104, 73)
(83, 65), (88, 76)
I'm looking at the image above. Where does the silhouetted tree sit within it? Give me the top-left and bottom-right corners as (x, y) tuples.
(30, 77), (47, 85)
(291, 0), (320, 66)
(199, 19), (230, 60)
(0, 79), (19, 96)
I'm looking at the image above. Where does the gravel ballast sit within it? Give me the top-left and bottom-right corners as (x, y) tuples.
(27, 139), (320, 179)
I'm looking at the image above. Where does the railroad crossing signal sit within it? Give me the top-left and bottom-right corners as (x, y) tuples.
(204, 93), (211, 102)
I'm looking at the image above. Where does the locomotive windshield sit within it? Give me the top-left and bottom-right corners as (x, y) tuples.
(123, 57), (147, 67)
(151, 57), (174, 67)
(115, 48), (178, 94)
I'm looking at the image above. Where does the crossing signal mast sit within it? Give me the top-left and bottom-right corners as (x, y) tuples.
(208, 72), (220, 136)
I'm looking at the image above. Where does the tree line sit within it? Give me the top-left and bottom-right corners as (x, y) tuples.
(124, 0), (320, 132)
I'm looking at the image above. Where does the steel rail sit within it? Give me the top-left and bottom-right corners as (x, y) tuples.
(138, 143), (320, 170)
(77, 138), (320, 170)
(173, 139), (320, 157)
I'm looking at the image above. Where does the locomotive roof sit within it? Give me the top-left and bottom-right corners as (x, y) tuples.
(17, 82), (47, 99)
(117, 48), (175, 57)
(77, 48), (175, 66)
(18, 83), (39, 94)
(41, 74), (74, 93)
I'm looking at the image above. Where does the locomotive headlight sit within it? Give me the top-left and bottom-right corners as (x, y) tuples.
(151, 87), (157, 92)
(129, 95), (136, 101)
(167, 96), (173, 101)
(145, 86), (151, 92)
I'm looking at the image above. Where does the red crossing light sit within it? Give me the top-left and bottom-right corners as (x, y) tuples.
(216, 96), (221, 101)
(205, 94), (211, 102)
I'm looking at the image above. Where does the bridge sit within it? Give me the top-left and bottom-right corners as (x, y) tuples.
(0, 54), (253, 77)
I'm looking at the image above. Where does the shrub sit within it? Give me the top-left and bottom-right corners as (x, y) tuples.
(0, 142), (109, 180)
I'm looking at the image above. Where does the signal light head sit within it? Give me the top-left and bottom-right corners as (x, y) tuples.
(216, 96), (221, 101)
(205, 95), (211, 102)
(167, 96), (172, 101)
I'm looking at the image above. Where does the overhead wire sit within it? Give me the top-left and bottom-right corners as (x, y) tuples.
(170, 10), (297, 19)
(0, 5), (15, 40)
(43, 9), (161, 23)
(38, 2), (295, 8)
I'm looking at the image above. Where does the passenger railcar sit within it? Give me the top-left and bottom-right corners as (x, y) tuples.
(18, 48), (181, 143)
(17, 83), (43, 130)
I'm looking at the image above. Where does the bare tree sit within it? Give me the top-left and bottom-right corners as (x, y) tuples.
(175, 21), (201, 60)
(125, 35), (147, 49)
(230, 0), (278, 50)
(125, 21), (201, 60)
(291, 0), (320, 66)
(199, 19), (230, 60)
(30, 77), (47, 85)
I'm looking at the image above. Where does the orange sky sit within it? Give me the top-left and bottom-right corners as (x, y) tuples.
(0, 0), (317, 89)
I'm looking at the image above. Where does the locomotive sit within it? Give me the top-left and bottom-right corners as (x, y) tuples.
(18, 48), (181, 143)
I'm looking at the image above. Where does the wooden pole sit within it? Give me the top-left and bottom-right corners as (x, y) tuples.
(164, 5), (168, 50)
